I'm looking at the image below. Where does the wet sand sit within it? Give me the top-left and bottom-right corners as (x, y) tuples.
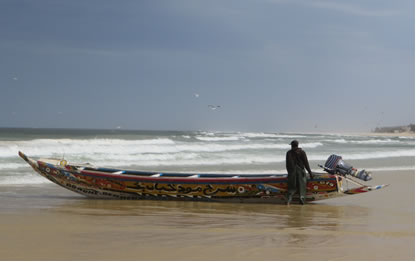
(0, 170), (414, 260)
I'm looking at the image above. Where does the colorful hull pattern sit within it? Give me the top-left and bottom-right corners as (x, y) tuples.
(19, 152), (387, 204)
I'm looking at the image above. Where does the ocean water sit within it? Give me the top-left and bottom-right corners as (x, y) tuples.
(0, 128), (414, 185)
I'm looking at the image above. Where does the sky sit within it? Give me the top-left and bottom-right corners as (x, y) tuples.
(0, 0), (414, 133)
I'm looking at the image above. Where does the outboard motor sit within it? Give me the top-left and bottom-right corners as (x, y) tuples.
(320, 154), (372, 181)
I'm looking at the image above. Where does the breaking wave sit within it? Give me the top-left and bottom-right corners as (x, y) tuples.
(0, 163), (27, 170)
(0, 173), (52, 185)
(0, 139), (323, 158)
(195, 136), (241, 141)
(327, 138), (412, 145)
(0, 130), (414, 186)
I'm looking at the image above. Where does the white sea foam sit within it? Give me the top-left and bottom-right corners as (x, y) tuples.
(0, 138), (175, 157)
(0, 163), (27, 170)
(88, 148), (414, 167)
(306, 149), (415, 161)
(1, 132), (414, 186)
(0, 138), (325, 159)
(198, 132), (216, 136)
(327, 138), (404, 145)
(195, 136), (241, 141)
(238, 132), (306, 138)
(2, 138), (412, 168)
(92, 155), (287, 167)
(331, 139), (348, 144)
(0, 173), (52, 185)
(342, 149), (415, 160)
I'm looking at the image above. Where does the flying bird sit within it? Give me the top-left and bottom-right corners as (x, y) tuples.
(208, 105), (221, 110)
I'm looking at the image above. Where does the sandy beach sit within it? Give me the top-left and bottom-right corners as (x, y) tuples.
(0, 170), (413, 260)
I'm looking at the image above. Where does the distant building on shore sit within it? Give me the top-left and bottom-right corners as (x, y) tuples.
(373, 124), (415, 133)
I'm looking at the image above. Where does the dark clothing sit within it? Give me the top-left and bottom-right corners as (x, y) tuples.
(287, 165), (307, 202)
(286, 148), (313, 175)
(286, 147), (313, 204)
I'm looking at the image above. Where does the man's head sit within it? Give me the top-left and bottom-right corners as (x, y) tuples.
(290, 140), (299, 148)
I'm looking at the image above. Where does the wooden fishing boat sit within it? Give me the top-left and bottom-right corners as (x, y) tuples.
(18, 151), (387, 204)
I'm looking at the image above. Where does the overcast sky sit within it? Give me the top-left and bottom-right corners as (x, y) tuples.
(0, 0), (414, 132)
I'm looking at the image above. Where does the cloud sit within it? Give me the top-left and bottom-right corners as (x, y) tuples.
(265, 0), (401, 17)
(309, 1), (401, 17)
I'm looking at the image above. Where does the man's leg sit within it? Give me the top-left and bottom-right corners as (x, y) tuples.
(297, 168), (307, 204)
(286, 173), (296, 205)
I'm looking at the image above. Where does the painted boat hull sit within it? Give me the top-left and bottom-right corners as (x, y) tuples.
(18, 152), (387, 204)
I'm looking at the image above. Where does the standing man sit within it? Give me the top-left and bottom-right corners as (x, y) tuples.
(286, 140), (314, 205)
